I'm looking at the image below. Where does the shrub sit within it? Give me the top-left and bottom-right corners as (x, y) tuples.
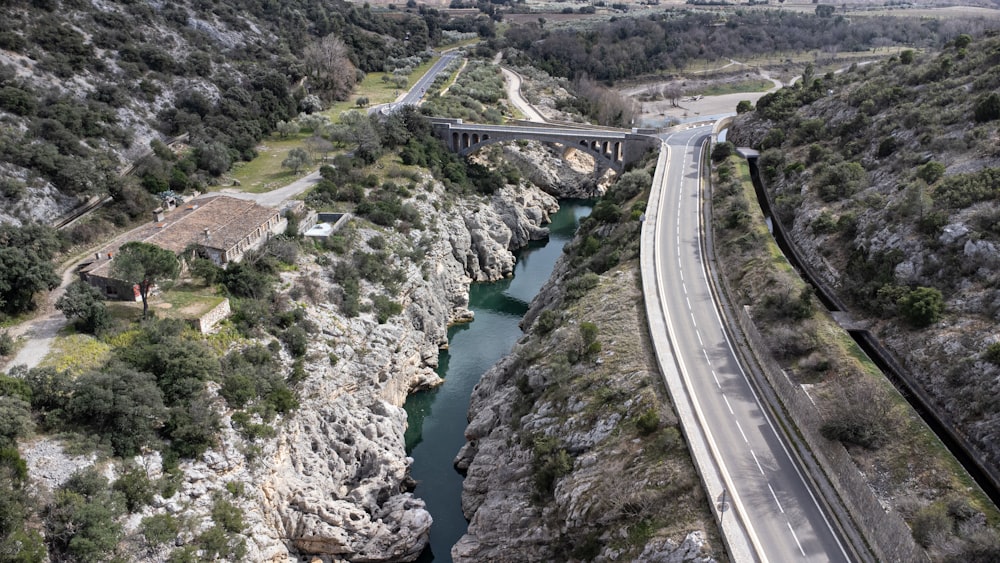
(983, 342), (1000, 365)
(532, 436), (572, 500)
(974, 92), (1000, 123)
(635, 408), (660, 435)
(211, 494), (244, 533)
(535, 310), (560, 335)
(911, 502), (952, 547)
(142, 514), (180, 546)
(113, 467), (155, 513)
(898, 286), (944, 327)
(820, 375), (895, 449)
(565, 273), (600, 300)
(371, 294), (402, 324)
(0, 331), (13, 356)
(916, 161), (946, 184)
(281, 326), (308, 357)
(712, 141), (735, 162)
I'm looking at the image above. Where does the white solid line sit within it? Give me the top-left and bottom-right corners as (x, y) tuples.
(734, 419), (749, 444)
(787, 522), (806, 557)
(768, 483), (785, 514)
(750, 449), (765, 475)
(722, 393), (734, 415)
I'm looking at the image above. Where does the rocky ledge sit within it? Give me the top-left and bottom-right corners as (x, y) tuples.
(454, 248), (721, 562)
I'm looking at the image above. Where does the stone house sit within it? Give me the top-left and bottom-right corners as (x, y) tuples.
(78, 195), (286, 300)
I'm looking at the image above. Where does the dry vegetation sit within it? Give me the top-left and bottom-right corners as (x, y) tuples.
(711, 152), (1000, 560)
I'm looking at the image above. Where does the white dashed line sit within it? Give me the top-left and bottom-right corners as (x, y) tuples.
(722, 393), (734, 415)
(734, 419), (749, 444)
(750, 449), (765, 475)
(768, 483), (785, 514)
(788, 522), (806, 556)
(696, 330), (703, 346)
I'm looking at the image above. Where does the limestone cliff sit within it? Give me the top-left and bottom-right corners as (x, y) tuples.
(101, 175), (560, 562)
(453, 198), (722, 561)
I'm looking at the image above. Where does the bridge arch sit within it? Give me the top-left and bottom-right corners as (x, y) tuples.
(430, 118), (659, 173)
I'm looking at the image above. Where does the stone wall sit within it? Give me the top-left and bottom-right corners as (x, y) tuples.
(188, 298), (231, 333)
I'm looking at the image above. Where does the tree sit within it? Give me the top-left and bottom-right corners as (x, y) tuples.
(46, 468), (123, 562)
(302, 34), (358, 102)
(815, 4), (835, 16)
(974, 92), (1000, 123)
(281, 147), (311, 174)
(275, 120), (300, 138)
(338, 111), (382, 163)
(68, 364), (167, 456)
(0, 223), (61, 318)
(304, 135), (335, 160)
(56, 281), (111, 335)
(736, 100), (754, 114)
(109, 242), (180, 319)
(899, 49), (915, 64)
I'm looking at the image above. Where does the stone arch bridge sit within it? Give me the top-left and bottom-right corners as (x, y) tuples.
(430, 118), (659, 173)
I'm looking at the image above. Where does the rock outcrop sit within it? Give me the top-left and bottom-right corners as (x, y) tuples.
(454, 246), (720, 561)
(20, 128), (609, 562)
(122, 174), (560, 562)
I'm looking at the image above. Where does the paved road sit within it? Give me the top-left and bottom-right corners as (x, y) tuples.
(648, 125), (851, 562)
(501, 67), (546, 123)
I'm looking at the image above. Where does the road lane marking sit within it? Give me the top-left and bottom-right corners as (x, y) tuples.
(722, 393), (734, 415)
(768, 483), (785, 514)
(787, 522), (806, 556)
(734, 419), (749, 443)
(696, 329), (704, 346)
(686, 297), (692, 309)
(682, 282), (687, 295)
(750, 449), (765, 475)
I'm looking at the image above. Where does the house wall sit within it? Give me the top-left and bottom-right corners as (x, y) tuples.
(79, 273), (140, 302)
(218, 214), (286, 265)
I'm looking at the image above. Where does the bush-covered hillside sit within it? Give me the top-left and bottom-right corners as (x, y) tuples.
(0, 0), (491, 225)
(728, 31), (1000, 487)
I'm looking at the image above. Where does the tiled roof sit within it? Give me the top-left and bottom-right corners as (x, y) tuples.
(81, 195), (279, 278)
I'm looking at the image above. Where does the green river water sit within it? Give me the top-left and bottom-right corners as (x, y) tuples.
(404, 200), (592, 562)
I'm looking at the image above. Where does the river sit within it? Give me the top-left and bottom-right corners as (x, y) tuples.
(404, 200), (592, 562)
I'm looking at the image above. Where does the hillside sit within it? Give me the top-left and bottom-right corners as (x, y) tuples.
(0, 0), (485, 227)
(728, 30), (1000, 508)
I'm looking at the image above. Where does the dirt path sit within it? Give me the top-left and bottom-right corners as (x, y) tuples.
(3, 259), (79, 371)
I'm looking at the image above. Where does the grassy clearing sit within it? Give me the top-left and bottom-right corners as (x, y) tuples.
(228, 56), (448, 193)
(39, 334), (112, 376)
(684, 47), (907, 75)
(227, 135), (311, 193)
(688, 79), (774, 97)
(105, 284), (224, 325)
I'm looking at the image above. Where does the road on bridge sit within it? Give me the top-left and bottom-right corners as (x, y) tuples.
(645, 125), (852, 562)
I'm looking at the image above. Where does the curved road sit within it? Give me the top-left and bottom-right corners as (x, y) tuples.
(501, 67), (546, 123)
(646, 126), (851, 562)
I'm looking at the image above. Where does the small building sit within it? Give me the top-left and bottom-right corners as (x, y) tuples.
(79, 195), (286, 299)
(303, 212), (352, 241)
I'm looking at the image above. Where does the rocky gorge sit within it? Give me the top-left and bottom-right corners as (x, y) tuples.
(452, 160), (722, 560)
(19, 143), (616, 561)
